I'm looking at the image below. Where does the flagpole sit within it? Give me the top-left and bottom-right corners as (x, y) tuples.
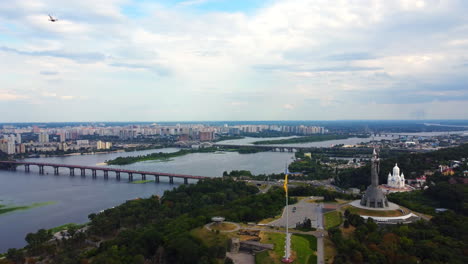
(283, 168), (292, 263)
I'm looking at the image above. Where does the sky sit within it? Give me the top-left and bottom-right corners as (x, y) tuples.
(0, 0), (468, 122)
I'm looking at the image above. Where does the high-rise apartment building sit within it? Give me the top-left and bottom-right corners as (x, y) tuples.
(39, 133), (49, 143)
(0, 139), (15, 154)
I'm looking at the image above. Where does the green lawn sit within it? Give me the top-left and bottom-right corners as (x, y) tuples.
(342, 205), (403, 217)
(291, 234), (317, 264)
(49, 223), (86, 234)
(324, 211), (342, 229)
(256, 232), (317, 264)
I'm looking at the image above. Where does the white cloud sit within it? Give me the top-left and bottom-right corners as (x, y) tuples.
(283, 104), (295, 110)
(0, 90), (29, 101)
(0, 0), (468, 121)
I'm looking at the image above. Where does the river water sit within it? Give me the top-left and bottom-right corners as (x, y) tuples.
(217, 135), (388, 147)
(2, 131), (457, 252)
(0, 147), (295, 252)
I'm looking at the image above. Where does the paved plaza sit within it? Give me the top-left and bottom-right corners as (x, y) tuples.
(269, 198), (323, 229)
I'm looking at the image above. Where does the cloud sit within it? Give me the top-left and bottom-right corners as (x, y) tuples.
(1, 0), (468, 121)
(283, 104), (295, 110)
(325, 52), (376, 61)
(179, 0), (212, 7)
(0, 46), (106, 63)
(40, 71), (58, 75)
(230, 101), (247, 106)
(253, 63), (382, 72)
(0, 90), (29, 101)
(108, 62), (170, 76)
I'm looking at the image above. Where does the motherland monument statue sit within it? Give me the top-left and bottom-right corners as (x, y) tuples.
(360, 148), (389, 208)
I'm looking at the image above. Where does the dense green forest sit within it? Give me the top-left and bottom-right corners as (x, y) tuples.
(288, 152), (335, 180)
(335, 143), (468, 189)
(330, 210), (468, 264)
(1, 179), (287, 264)
(388, 181), (468, 216)
(222, 152), (339, 180)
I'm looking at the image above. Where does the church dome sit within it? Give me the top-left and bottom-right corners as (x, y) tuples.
(393, 163), (400, 176)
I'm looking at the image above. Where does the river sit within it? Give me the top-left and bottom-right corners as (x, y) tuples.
(1, 131), (458, 252)
(0, 147), (295, 252)
(216, 135), (388, 147)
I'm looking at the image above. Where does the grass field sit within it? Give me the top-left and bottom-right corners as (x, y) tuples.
(324, 237), (337, 263)
(256, 232), (317, 264)
(49, 223), (86, 234)
(342, 205), (404, 217)
(190, 227), (231, 248)
(258, 214), (282, 224)
(209, 222), (238, 231)
(324, 211), (342, 229)
(292, 234), (317, 264)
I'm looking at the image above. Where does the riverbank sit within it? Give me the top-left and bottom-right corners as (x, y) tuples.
(252, 134), (358, 145)
(0, 201), (55, 215)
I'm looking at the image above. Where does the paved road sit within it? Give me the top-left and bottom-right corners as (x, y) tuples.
(269, 199), (322, 228)
(315, 203), (325, 264)
(317, 235), (324, 264)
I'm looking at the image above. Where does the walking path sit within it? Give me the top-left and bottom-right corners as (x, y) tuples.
(204, 222), (241, 233)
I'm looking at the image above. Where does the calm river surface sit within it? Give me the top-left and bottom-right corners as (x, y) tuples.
(3, 131), (455, 252)
(0, 147), (294, 252)
(217, 135), (388, 147)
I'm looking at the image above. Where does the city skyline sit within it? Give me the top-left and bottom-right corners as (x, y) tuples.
(1, 0), (468, 122)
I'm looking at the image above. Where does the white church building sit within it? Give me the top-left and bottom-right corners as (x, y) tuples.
(387, 163), (406, 189)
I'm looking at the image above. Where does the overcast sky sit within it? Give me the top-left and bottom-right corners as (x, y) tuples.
(1, 0), (468, 122)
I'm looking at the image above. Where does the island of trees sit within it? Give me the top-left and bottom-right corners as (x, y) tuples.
(106, 146), (266, 165)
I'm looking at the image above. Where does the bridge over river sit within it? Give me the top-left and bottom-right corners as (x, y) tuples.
(0, 161), (208, 184)
(213, 143), (306, 152)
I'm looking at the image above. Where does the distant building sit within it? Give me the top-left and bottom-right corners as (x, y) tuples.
(76, 140), (89, 146)
(105, 142), (112, 149)
(179, 134), (190, 142)
(407, 175), (426, 188)
(199, 131), (213, 141)
(387, 164), (406, 189)
(15, 143), (26, 154)
(97, 141), (112, 150)
(0, 139), (15, 154)
(39, 133), (49, 143)
(58, 142), (68, 151)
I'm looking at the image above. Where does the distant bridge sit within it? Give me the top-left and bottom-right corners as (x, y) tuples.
(0, 161), (208, 184)
(214, 144), (308, 152)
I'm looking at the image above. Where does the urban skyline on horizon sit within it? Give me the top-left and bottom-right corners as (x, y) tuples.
(1, 0), (468, 121)
(1, 118), (468, 124)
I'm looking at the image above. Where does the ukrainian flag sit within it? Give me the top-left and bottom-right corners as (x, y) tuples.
(283, 167), (289, 196)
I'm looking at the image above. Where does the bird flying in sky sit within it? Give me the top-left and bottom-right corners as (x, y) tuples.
(48, 15), (58, 22)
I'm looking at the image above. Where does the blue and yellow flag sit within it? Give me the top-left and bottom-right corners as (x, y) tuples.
(283, 169), (288, 196)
